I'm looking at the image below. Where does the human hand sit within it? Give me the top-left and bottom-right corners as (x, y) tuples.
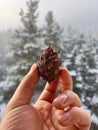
(0, 64), (91, 130)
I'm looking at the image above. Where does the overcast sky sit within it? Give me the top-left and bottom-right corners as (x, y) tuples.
(0, 0), (98, 31)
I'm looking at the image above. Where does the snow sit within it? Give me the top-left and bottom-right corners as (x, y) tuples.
(92, 113), (98, 125)
(88, 68), (98, 74)
(24, 43), (39, 49)
(76, 83), (82, 88)
(0, 95), (3, 101)
(96, 77), (98, 83)
(66, 54), (73, 58)
(62, 60), (71, 66)
(0, 81), (7, 89)
(75, 54), (83, 64)
(0, 103), (6, 120)
(91, 94), (98, 104)
(5, 51), (14, 58)
(76, 74), (83, 81)
(19, 32), (36, 38)
(70, 70), (77, 76)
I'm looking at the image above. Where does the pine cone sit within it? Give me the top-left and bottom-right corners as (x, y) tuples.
(38, 46), (61, 83)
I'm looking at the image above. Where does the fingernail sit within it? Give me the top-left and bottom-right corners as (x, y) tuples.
(28, 64), (37, 74)
(54, 94), (68, 104)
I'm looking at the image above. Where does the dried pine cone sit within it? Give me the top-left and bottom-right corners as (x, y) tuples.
(38, 46), (61, 83)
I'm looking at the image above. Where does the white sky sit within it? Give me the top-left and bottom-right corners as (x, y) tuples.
(0, 0), (98, 30)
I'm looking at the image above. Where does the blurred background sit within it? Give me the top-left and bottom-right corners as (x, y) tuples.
(0, 0), (98, 129)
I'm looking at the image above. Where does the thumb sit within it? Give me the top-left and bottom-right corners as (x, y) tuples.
(7, 64), (40, 108)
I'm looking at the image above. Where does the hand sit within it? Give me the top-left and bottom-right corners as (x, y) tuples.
(0, 64), (91, 130)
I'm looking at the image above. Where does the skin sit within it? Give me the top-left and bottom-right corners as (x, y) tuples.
(0, 64), (91, 130)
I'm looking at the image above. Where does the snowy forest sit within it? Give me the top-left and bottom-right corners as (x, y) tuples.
(0, 0), (98, 129)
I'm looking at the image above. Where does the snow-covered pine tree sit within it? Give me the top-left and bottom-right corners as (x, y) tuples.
(6, 0), (40, 91)
(0, 30), (14, 107)
(43, 11), (64, 50)
(62, 29), (98, 129)
(13, 0), (40, 63)
(0, 31), (11, 82)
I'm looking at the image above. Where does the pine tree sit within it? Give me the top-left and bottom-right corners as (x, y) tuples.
(62, 29), (98, 127)
(13, 0), (40, 62)
(7, 0), (40, 90)
(43, 11), (64, 50)
(18, 0), (39, 42)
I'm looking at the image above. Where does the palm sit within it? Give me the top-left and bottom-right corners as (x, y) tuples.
(9, 101), (69, 130)
(4, 102), (54, 130)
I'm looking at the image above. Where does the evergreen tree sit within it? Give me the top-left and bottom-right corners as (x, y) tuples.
(62, 29), (98, 129)
(43, 11), (64, 50)
(0, 30), (13, 82)
(13, 0), (40, 62)
(0, 31), (8, 80)
(6, 0), (40, 91)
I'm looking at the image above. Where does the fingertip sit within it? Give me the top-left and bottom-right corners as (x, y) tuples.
(59, 68), (73, 91)
(28, 63), (40, 82)
(59, 68), (72, 81)
(28, 64), (38, 75)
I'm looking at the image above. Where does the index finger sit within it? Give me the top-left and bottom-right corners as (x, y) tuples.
(59, 68), (73, 92)
(7, 64), (40, 108)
